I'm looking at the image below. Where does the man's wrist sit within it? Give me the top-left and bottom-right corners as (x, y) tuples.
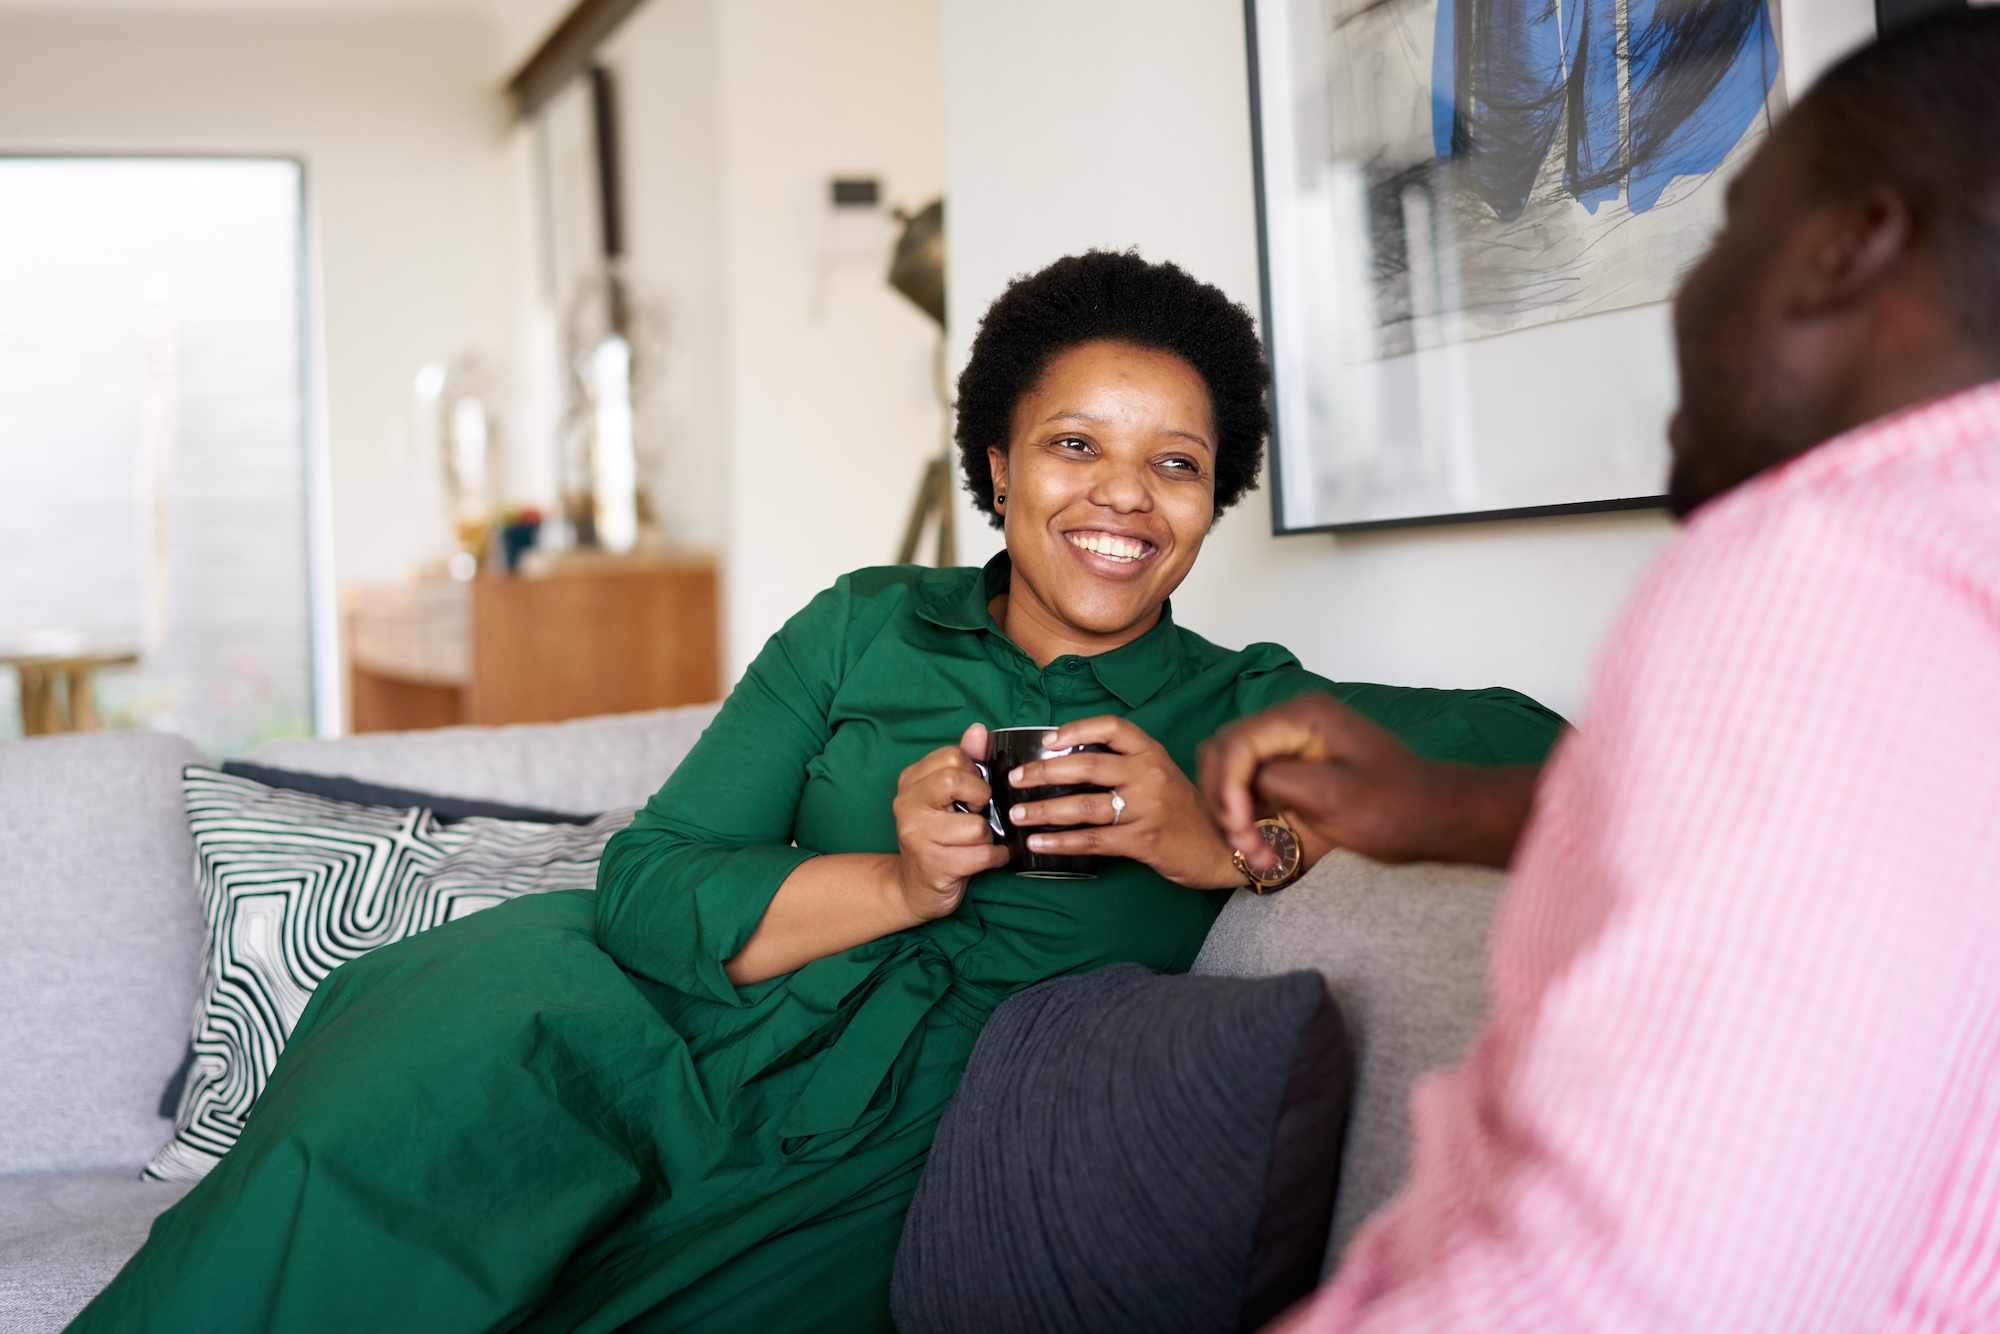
(1414, 762), (1539, 868)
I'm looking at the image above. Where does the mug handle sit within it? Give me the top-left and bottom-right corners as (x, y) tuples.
(952, 760), (1007, 841)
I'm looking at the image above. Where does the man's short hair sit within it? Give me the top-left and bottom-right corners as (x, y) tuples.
(1793, 9), (2000, 350)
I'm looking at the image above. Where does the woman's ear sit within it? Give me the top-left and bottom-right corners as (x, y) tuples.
(986, 446), (1009, 518)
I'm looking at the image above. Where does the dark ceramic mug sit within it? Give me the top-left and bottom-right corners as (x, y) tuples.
(956, 725), (1112, 880)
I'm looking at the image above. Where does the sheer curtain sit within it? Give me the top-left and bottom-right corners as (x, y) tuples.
(0, 157), (312, 755)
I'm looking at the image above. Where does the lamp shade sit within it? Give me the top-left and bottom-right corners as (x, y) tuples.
(888, 199), (945, 329)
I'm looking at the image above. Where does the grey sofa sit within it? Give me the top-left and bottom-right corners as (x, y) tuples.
(0, 707), (1502, 1331)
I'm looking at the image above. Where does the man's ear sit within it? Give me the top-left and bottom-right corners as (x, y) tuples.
(1791, 188), (1912, 318)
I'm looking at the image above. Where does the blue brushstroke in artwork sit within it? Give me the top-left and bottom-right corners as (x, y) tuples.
(1623, 0), (1781, 210)
(1432, 0), (1457, 157)
(1563, 0), (1624, 211)
(1430, 0), (1778, 219)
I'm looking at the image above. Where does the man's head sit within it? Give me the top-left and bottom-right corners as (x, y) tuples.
(1668, 9), (2000, 517)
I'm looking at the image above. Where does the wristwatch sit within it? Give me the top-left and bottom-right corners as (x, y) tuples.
(1232, 816), (1304, 894)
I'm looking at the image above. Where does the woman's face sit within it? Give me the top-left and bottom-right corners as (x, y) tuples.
(990, 339), (1217, 641)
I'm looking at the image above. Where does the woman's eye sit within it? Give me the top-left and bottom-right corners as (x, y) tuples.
(1158, 456), (1201, 476)
(1053, 436), (1092, 454)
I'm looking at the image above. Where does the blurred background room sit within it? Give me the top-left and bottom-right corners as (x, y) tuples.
(0, 0), (949, 750)
(0, 0), (1881, 755)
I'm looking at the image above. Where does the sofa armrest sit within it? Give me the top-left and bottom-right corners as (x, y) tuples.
(1193, 849), (1502, 1271)
(0, 732), (207, 1176)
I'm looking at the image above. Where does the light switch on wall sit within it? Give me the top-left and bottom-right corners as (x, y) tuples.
(815, 175), (892, 261)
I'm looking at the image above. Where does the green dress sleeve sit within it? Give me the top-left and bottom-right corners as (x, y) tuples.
(1330, 681), (1565, 765)
(596, 574), (885, 1004)
(1227, 656), (1567, 766)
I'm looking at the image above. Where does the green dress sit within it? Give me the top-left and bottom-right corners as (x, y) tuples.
(73, 556), (1561, 1334)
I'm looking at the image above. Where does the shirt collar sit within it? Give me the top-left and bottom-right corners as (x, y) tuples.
(917, 551), (1014, 632)
(917, 551), (1186, 708)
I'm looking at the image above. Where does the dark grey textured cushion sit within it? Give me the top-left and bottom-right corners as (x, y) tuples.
(892, 963), (1352, 1334)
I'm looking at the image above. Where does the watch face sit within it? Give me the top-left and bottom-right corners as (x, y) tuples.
(1247, 820), (1301, 885)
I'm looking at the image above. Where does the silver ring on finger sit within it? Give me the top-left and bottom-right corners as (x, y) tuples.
(1108, 789), (1126, 826)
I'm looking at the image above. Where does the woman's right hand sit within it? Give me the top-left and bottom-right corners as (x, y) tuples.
(891, 722), (1012, 921)
(725, 724), (1009, 984)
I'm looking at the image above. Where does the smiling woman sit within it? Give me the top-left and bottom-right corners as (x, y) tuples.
(990, 340), (1218, 650)
(74, 253), (1564, 1334)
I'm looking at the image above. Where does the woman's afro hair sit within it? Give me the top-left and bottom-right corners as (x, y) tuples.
(953, 250), (1270, 529)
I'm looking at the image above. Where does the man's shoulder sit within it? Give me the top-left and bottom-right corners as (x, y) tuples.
(1599, 390), (2000, 730)
(1704, 383), (2000, 564)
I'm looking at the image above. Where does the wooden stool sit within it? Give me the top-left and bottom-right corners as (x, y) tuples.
(3, 653), (139, 735)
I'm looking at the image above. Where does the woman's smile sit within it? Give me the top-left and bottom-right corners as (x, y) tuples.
(1063, 527), (1157, 569)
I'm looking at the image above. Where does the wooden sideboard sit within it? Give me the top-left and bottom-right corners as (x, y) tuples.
(348, 558), (720, 733)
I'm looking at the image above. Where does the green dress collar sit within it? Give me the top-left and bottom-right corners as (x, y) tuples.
(915, 551), (1189, 709)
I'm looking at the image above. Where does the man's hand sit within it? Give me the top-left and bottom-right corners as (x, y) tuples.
(1198, 693), (1546, 871)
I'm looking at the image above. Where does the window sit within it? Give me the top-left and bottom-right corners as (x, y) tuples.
(0, 157), (315, 754)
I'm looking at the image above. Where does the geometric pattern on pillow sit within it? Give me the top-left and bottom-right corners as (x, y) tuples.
(144, 766), (635, 1183)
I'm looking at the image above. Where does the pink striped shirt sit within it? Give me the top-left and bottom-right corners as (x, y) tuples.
(1291, 381), (2000, 1333)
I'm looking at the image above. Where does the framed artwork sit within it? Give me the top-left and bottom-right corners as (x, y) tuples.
(1247, 0), (1788, 532)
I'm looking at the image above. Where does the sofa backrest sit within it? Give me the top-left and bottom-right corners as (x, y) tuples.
(0, 730), (207, 1175)
(0, 705), (726, 1178)
(243, 702), (725, 814)
(1193, 850), (1502, 1273)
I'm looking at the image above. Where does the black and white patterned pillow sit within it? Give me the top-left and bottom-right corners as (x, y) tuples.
(145, 767), (634, 1182)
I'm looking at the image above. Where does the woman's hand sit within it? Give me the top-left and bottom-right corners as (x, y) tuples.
(725, 724), (1009, 985)
(891, 722), (1013, 920)
(1198, 692), (1545, 871)
(1003, 716), (1242, 890)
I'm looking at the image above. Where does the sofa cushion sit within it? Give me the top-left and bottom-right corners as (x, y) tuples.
(147, 767), (635, 1182)
(243, 702), (723, 816)
(0, 1170), (195, 1334)
(1192, 850), (1503, 1268)
(0, 731), (207, 1176)
(891, 963), (1353, 1334)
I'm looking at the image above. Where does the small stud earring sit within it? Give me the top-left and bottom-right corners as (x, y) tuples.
(996, 494), (1006, 507)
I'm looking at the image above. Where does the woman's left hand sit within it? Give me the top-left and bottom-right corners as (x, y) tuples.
(1005, 715), (1241, 890)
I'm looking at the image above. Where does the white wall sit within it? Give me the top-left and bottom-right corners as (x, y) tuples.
(600, 0), (730, 555)
(941, 0), (1680, 721)
(0, 10), (519, 595)
(712, 0), (948, 675)
(601, 0), (948, 676)
(940, 0), (1890, 722)
(1778, 0), (1879, 96)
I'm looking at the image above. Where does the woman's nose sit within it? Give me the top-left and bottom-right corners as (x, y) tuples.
(1086, 458), (1152, 512)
